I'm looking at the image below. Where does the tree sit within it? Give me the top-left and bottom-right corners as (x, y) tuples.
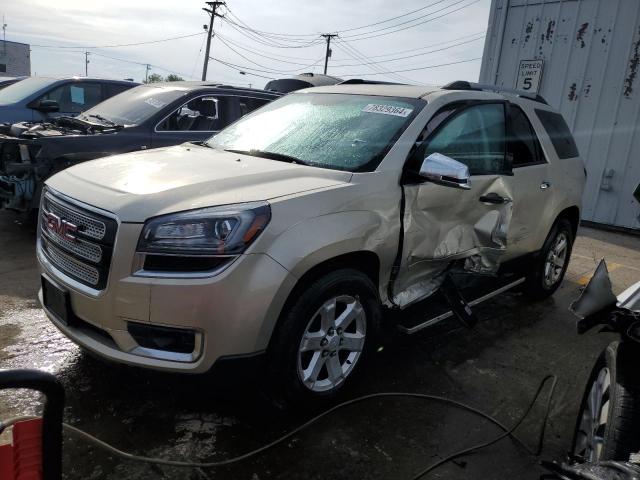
(165, 74), (184, 82)
(144, 73), (164, 84)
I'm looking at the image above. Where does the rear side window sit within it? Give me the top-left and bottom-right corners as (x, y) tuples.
(104, 83), (133, 99)
(535, 109), (579, 159)
(238, 97), (270, 116)
(509, 105), (543, 167)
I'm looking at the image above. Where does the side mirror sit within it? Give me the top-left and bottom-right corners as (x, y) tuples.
(419, 152), (471, 190)
(33, 99), (60, 113)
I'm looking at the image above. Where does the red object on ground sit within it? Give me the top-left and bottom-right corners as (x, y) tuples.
(0, 418), (43, 480)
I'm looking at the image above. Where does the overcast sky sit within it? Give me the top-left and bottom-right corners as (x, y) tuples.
(3, 0), (491, 88)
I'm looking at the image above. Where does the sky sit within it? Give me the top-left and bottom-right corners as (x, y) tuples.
(2, 0), (492, 88)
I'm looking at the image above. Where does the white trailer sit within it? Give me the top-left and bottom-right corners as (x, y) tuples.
(480, 0), (640, 230)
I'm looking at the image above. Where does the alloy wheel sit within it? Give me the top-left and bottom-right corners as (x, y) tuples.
(574, 367), (611, 462)
(543, 231), (568, 288)
(297, 295), (367, 393)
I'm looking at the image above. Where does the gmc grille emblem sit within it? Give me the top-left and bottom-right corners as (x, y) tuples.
(46, 212), (78, 241)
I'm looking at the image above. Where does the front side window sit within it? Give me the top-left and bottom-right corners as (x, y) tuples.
(424, 103), (507, 175)
(157, 96), (225, 132)
(41, 82), (102, 113)
(208, 93), (425, 172)
(509, 105), (543, 167)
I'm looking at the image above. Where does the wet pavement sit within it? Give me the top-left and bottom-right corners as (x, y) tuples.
(1, 210), (638, 479)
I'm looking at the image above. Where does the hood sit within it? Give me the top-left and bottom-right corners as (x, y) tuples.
(46, 143), (352, 222)
(0, 106), (31, 125)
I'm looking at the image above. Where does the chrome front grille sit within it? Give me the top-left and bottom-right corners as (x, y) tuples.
(44, 194), (106, 240)
(42, 227), (102, 263)
(39, 189), (117, 290)
(45, 242), (100, 286)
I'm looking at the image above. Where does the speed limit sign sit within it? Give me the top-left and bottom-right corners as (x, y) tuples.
(516, 59), (544, 93)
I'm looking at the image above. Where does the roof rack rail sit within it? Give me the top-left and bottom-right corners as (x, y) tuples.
(442, 80), (548, 105)
(338, 79), (406, 85)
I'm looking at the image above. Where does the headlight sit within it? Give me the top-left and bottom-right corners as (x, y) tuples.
(137, 202), (271, 257)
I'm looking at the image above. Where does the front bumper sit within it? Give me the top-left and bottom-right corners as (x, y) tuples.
(37, 221), (296, 374)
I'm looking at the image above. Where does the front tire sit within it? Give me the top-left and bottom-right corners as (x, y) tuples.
(572, 342), (640, 462)
(266, 269), (381, 406)
(523, 217), (573, 299)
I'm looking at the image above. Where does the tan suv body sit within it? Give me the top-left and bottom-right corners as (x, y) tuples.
(37, 83), (585, 400)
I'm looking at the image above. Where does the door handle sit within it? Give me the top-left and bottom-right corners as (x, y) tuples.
(540, 181), (551, 190)
(479, 192), (511, 204)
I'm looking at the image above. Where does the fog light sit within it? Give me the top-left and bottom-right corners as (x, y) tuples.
(127, 322), (196, 354)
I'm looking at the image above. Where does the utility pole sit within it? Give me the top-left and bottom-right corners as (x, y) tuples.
(145, 64), (151, 83)
(3, 16), (7, 56)
(202, 1), (225, 81)
(321, 33), (338, 75)
(85, 51), (90, 76)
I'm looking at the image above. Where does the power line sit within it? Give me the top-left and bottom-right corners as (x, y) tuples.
(215, 35), (323, 73)
(221, 17), (323, 49)
(223, 9), (324, 47)
(216, 33), (324, 65)
(222, 0), (450, 38)
(211, 55), (482, 78)
(214, 29), (485, 64)
(360, 31), (485, 59)
(29, 32), (206, 49)
(335, 57), (482, 76)
(333, 39), (416, 84)
(190, 30), (208, 79)
(331, 34), (484, 67)
(340, 0), (474, 40)
(213, 58), (276, 79)
(341, 0), (483, 41)
(89, 51), (195, 79)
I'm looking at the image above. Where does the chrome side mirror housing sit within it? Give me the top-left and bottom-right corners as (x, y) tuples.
(419, 152), (471, 190)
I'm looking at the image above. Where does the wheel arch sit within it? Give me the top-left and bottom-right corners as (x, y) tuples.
(557, 205), (580, 239)
(262, 250), (381, 352)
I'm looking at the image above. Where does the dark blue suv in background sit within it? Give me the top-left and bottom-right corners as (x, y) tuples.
(0, 76), (138, 124)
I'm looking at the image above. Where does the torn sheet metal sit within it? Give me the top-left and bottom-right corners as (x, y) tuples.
(392, 176), (513, 307)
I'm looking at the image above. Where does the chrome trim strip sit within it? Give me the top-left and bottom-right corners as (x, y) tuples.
(45, 186), (119, 222)
(398, 277), (526, 335)
(132, 252), (238, 278)
(129, 331), (203, 363)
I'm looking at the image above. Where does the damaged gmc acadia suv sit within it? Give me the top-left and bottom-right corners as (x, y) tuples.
(37, 82), (585, 403)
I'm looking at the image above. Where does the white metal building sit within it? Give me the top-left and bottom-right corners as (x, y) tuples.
(0, 40), (31, 77)
(480, 0), (640, 230)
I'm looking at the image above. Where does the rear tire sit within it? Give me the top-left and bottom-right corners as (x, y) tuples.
(522, 217), (573, 300)
(571, 342), (640, 462)
(266, 269), (381, 408)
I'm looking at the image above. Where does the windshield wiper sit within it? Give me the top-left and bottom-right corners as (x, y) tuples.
(86, 114), (123, 128)
(224, 149), (310, 166)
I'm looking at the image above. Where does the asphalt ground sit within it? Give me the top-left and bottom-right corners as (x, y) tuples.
(1, 211), (638, 479)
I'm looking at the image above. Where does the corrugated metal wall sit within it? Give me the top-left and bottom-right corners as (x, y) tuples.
(480, 0), (640, 230)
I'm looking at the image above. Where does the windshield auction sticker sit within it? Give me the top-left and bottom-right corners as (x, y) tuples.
(144, 98), (166, 109)
(362, 104), (413, 117)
